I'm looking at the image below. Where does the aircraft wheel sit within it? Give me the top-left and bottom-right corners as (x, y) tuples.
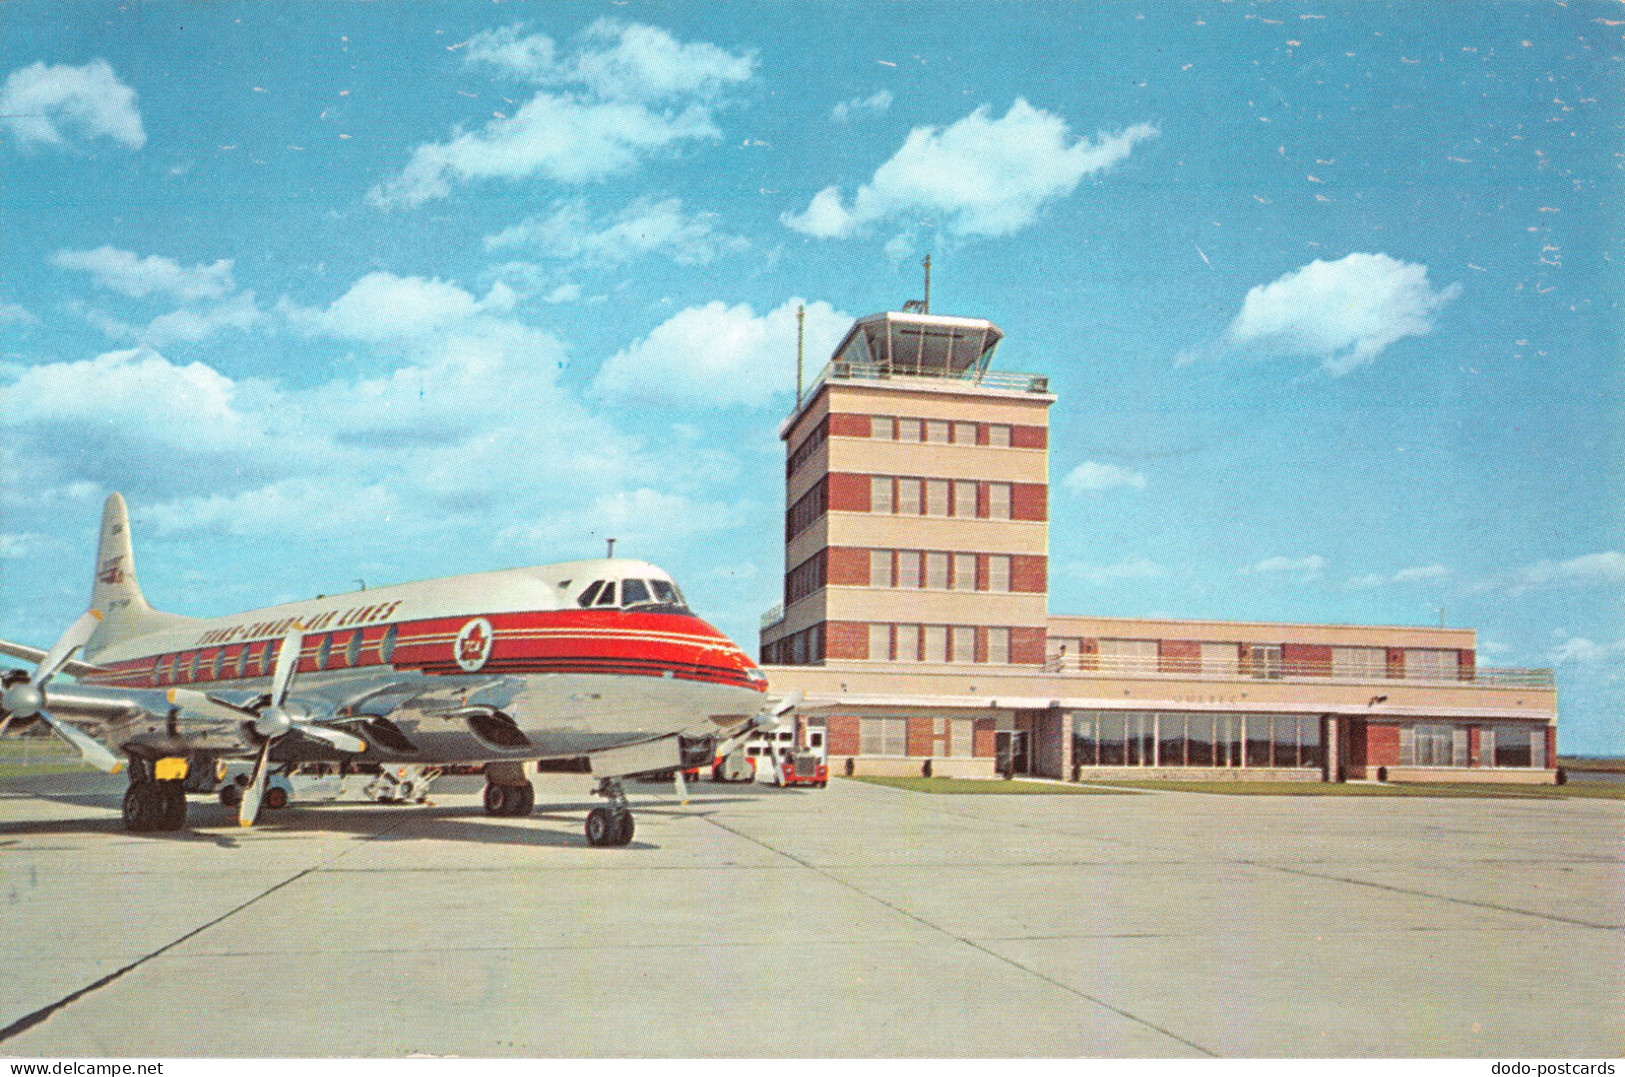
(482, 783), (508, 816)
(585, 807), (617, 846)
(218, 783), (242, 808)
(613, 811), (635, 846)
(157, 781), (188, 831)
(122, 783), (159, 833)
(263, 785), (289, 811)
(506, 782), (534, 817)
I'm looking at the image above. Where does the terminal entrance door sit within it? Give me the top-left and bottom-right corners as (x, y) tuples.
(995, 731), (1030, 776)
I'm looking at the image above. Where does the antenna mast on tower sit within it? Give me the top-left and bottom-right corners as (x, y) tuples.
(795, 303), (805, 408)
(922, 254), (931, 314)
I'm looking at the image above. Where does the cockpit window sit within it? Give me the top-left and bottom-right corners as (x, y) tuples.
(577, 580), (604, 608)
(620, 578), (652, 606)
(593, 580), (618, 607)
(649, 579), (684, 608)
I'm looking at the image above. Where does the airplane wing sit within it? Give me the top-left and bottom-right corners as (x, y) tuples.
(0, 638), (106, 680)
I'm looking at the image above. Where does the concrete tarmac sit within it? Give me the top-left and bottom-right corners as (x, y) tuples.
(0, 770), (1620, 1057)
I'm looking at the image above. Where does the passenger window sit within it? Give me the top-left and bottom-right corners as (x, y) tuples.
(621, 578), (652, 606)
(577, 580), (604, 608)
(212, 649), (227, 679)
(316, 634), (333, 670)
(346, 630), (362, 667)
(187, 652), (201, 681)
(594, 581), (618, 607)
(234, 646), (248, 678)
(380, 624), (398, 665)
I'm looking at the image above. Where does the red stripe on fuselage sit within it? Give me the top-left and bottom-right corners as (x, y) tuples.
(83, 609), (763, 692)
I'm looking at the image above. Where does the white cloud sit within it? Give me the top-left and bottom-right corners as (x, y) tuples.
(1062, 460), (1146, 494)
(0, 60), (145, 150)
(485, 197), (745, 266)
(1347, 563), (1451, 589)
(1513, 551), (1625, 592)
(0, 301), (39, 325)
(281, 272), (504, 342)
(51, 246), (234, 303)
(141, 479), (400, 538)
(1548, 635), (1625, 668)
(591, 297), (850, 409)
(371, 22), (754, 208)
(1065, 557), (1168, 586)
(1240, 555), (1325, 580)
(783, 99), (1157, 242)
(2, 346), (262, 450)
(143, 291), (266, 346)
(830, 89), (893, 123)
(1183, 253), (1461, 376)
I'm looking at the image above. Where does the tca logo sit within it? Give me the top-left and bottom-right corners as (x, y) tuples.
(455, 617), (495, 673)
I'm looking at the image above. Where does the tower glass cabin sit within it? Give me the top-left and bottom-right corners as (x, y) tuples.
(761, 310), (1055, 668)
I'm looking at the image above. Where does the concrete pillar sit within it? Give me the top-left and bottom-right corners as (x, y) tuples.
(1324, 715), (1339, 782)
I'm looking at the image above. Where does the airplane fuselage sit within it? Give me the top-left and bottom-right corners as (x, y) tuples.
(77, 558), (766, 766)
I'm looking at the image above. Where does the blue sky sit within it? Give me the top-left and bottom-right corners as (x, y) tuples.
(2, 2), (1620, 752)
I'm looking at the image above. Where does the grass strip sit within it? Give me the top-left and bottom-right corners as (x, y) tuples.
(1089, 779), (1625, 800)
(843, 775), (1136, 795)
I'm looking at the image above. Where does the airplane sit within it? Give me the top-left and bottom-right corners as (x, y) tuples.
(0, 493), (793, 845)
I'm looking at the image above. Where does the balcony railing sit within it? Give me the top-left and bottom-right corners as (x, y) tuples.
(1041, 653), (1555, 688)
(804, 359), (1049, 402)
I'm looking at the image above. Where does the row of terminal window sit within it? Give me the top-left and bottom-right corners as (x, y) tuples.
(872, 476), (1012, 519)
(150, 625), (399, 686)
(1074, 713), (1325, 769)
(870, 549), (1013, 592)
(575, 578), (689, 611)
(1046, 639), (1464, 681)
(869, 623), (1010, 664)
(870, 416), (1015, 446)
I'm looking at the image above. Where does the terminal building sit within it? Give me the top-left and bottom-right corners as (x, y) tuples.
(759, 306), (1559, 783)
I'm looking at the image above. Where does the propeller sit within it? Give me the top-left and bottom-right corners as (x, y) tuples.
(163, 625), (366, 826)
(0, 610), (123, 773)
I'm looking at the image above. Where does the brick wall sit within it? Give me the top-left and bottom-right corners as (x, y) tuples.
(1010, 554), (1047, 594)
(827, 472), (871, 512)
(1160, 640), (1200, 674)
(1459, 649), (1476, 680)
(974, 717), (997, 758)
(826, 546), (870, 586)
(1010, 626), (1047, 666)
(1283, 643), (1332, 676)
(906, 717), (935, 757)
(824, 620), (869, 660)
(1367, 724), (1401, 766)
(1011, 425), (1048, 450)
(1546, 726), (1557, 767)
(827, 714), (860, 756)
(1467, 725), (1482, 767)
(1386, 648), (1405, 678)
(828, 412), (871, 438)
(1011, 482), (1047, 522)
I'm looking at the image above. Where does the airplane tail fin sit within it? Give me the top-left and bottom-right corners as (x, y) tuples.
(85, 493), (193, 660)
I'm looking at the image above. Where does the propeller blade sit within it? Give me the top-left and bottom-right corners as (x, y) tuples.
(268, 625), (304, 709)
(673, 767), (688, 804)
(291, 721), (367, 755)
(770, 689), (804, 718)
(239, 739), (273, 827)
(38, 710), (123, 773)
(32, 610), (104, 687)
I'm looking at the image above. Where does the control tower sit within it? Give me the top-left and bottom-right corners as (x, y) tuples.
(760, 307), (1055, 668)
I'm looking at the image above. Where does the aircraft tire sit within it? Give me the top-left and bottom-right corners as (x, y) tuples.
(613, 811), (635, 846)
(506, 782), (534, 817)
(585, 807), (616, 846)
(122, 783), (158, 833)
(482, 783), (508, 816)
(218, 783), (242, 808)
(263, 786), (289, 811)
(157, 782), (188, 831)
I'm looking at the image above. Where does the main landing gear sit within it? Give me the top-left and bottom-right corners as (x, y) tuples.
(584, 777), (634, 847)
(481, 779), (535, 817)
(120, 759), (187, 833)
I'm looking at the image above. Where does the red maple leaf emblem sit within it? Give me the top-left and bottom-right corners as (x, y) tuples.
(459, 623), (487, 661)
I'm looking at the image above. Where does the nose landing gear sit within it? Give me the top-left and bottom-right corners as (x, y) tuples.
(585, 777), (634, 847)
